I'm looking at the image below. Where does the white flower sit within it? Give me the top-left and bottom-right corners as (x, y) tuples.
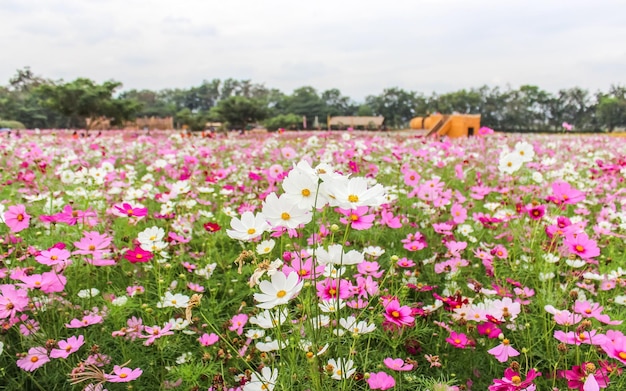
(256, 337), (288, 352)
(498, 151), (523, 174)
(249, 308), (288, 329)
(261, 192), (312, 229)
(256, 239), (276, 255)
(319, 300), (346, 313)
(111, 296), (128, 306)
(538, 272), (555, 281)
(614, 295), (626, 305)
(138, 227), (165, 245)
(254, 272), (303, 309)
(339, 316), (376, 335)
(566, 259), (586, 268)
(156, 292), (190, 308)
(77, 288), (100, 298)
(245, 329), (265, 339)
(168, 317), (190, 331)
(315, 244), (364, 266)
(532, 171), (544, 183)
(543, 253), (560, 264)
(226, 211), (270, 241)
(244, 367), (278, 391)
(363, 246), (385, 258)
(513, 141), (535, 163)
(322, 176), (386, 209)
(327, 358), (356, 380)
(282, 167), (328, 209)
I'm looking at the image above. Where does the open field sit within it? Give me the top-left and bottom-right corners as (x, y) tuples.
(1, 129), (626, 390)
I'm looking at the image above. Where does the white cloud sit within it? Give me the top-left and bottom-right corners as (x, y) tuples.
(1, 0), (625, 100)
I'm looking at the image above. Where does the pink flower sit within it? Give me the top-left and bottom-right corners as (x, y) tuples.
(367, 371), (396, 390)
(574, 300), (622, 325)
(383, 357), (413, 371)
(19, 271), (67, 293)
(73, 231), (112, 255)
(554, 330), (607, 346)
(141, 323), (173, 346)
(105, 365), (143, 382)
(229, 314), (248, 335)
(380, 208), (402, 228)
(0, 284), (30, 318)
(316, 278), (352, 301)
(337, 206), (375, 230)
(564, 232), (600, 260)
(17, 347), (49, 371)
(450, 203), (467, 224)
(4, 204), (30, 232)
(65, 314), (104, 329)
(446, 331), (470, 349)
(547, 181), (585, 206)
(488, 338), (520, 362)
(383, 299), (414, 327)
(477, 322), (502, 339)
(199, 333), (219, 346)
(50, 335), (85, 358)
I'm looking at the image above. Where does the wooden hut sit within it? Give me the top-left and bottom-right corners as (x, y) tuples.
(410, 114), (480, 138)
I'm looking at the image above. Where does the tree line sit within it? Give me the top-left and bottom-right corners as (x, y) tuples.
(1, 67), (625, 132)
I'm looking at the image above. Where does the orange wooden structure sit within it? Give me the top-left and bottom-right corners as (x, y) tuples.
(410, 114), (480, 138)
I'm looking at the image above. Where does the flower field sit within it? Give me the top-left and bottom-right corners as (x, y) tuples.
(1, 129), (626, 391)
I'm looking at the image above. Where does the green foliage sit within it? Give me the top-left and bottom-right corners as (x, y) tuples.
(263, 113), (303, 131)
(36, 78), (141, 128)
(213, 96), (267, 129)
(0, 119), (26, 128)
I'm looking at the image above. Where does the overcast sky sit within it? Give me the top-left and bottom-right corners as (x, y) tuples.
(1, 0), (625, 101)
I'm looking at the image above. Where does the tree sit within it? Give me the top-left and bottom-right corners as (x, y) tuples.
(366, 87), (419, 128)
(281, 87), (325, 128)
(37, 78), (140, 129)
(596, 94), (626, 132)
(213, 96), (267, 130)
(263, 113), (303, 131)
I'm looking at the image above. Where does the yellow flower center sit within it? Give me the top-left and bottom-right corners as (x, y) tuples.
(247, 228), (256, 235)
(350, 214), (359, 221)
(511, 375), (521, 385)
(136, 254), (143, 259)
(502, 339), (510, 345)
(391, 311), (400, 318)
(120, 373), (128, 378)
(281, 212), (291, 220)
(302, 189), (311, 197)
(51, 255), (58, 260)
(454, 339), (461, 344)
(17, 214), (24, 221)
(31, 356), (39, 363)
(276, 290), (287, 298)
(619, 352), (626, 360)
(348, 194), (359, 203)
(171, 300), (177, 304)
(575, 245), (584, 252)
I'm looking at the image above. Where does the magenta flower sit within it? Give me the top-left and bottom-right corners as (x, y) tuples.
(383, 298), (414, 327)
(446, 331), (471, 349)
(16, 347), (49, 372)
(105, 365), (143, 382)
(562, 362), (608, 390)
(489, 368), (541, 391)
(316, 278), (352, 301)
(477, 322), (502, 339)
(488, 338), (520, 362)
(114, 203), (148, 218)
(601, 334), (626, 365)
(367, 371), (396, 390)
(124, 247), (154, 264)
(383, 357), (413, 371)
(4, 204), (30, 232)
(50, 335), (85, 358)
